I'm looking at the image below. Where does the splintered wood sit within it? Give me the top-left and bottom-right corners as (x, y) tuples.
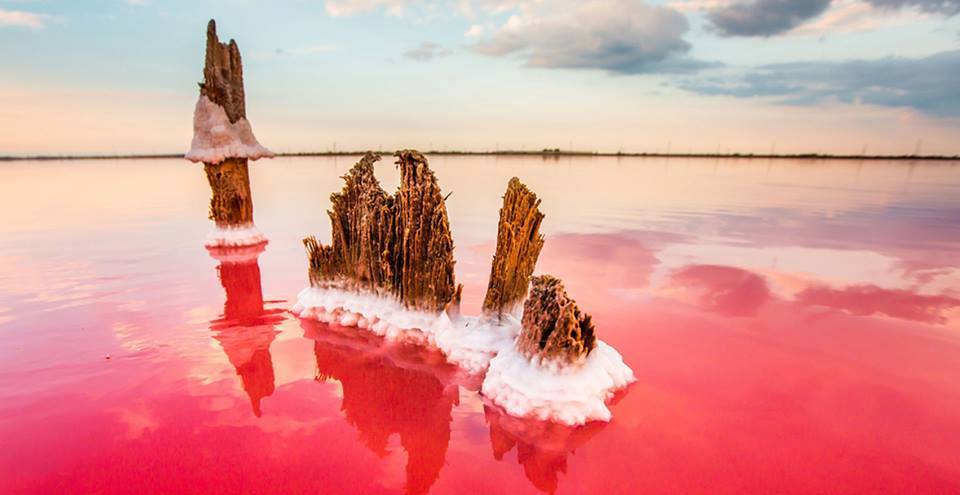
(517, 275), (597, 363)
(200, 19), (254, 227)
(482, 178), (545, 319)
(304, 151), (460, 313)
(201, 19), (246, 123)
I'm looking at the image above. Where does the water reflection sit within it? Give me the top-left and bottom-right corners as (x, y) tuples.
(670, 264), (772, 317)
(305, 319), (458, 495)
(795, 283), (960, 325)
(484, 405), (605, 494)
(208, 243), (284, 417)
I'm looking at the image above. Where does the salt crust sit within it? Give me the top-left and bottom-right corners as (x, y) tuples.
(205, 224), (268, 248)
(185, 96), (274, 164)
(294, 286), (636, 424)
(206, 240), (267, 263)
(481, 342), (635, 425)
(293, 287), (517, 374)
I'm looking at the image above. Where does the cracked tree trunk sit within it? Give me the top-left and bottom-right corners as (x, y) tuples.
(516, 275), (596, 364)
(199, 19), (254, 228)
(482, 178), (545, 320)
(304, 150), (460, 313)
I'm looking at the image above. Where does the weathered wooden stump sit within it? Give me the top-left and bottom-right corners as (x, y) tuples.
(482, 177), (545, 320)
(516, 275), (596, 363)
(304, 150), (460, 313)
(201, 20), (252, 228)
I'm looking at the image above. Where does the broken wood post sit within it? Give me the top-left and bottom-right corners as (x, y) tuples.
(482, 177), (545, 320)
(303, 150), (460, 313)
(393, 150), (459, 313)
(186, 19), (272, 245)
(516, 275), (596, 363)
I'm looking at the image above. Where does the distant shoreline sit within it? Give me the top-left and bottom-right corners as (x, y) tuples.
(1, 150), (958, 162)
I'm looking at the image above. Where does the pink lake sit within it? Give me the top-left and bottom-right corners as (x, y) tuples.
(1, 155), (959, 494)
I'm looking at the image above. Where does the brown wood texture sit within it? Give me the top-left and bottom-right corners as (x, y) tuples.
(481, 177), (545, 319)
(304, 151), (460, 313)
(204, 158), (254, 227)
(516, 275), (596, 363)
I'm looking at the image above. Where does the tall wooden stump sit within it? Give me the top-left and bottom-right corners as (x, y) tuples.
(482, 178), (545, 320)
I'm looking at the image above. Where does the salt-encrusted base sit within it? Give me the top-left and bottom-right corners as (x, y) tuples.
(206, 241), (267, 264)
(205, 224), (268, 248)
(434, 315), (520, 374)
(480, 342), (635, 426)
(185, 96), (274, 164)
(293, 287), (520, 374)
(293, 286), (636, 425)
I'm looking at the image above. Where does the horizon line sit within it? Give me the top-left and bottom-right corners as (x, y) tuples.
(2, 150), (959, 162)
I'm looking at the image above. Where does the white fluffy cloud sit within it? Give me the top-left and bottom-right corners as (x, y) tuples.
(324, 0), (415, 17)
(0, 8), (49, 28)
(470, 0), (705, 74)
(404, 41), (452, 60)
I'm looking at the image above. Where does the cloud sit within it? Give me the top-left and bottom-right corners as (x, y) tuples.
(470, 0), (711, 74)
(0, 8), (49, 28)
(866, 0), (960, 14)
(699, 0), (958, 37)
(324, 0), (414, 17)
(791, 0), (929, 36)
(707, 0), (833, 36)
(404, 41), (452, 61)
(275, 44), (337, 56)
(677, 50), (960, 117)
(465, 24), (485, 37)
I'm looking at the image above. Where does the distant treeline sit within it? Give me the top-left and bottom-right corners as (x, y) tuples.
(2, 150), (958, 161)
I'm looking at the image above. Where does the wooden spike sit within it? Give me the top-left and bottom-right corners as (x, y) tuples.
(482, 177), (545, 319)
(201, 19), (246, 123)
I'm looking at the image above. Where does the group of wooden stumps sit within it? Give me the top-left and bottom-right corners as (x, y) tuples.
(193, 20), (598, 368)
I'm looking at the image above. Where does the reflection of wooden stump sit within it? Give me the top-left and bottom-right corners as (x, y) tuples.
(304, 150), (460, 313)
(517, 275), (596, 364)
(312, 328), (455, 495)
(482, 177), (545, 320)
(210, 244), (282, 418)
(205, 158), (254, 228)
(484, 404), (604, 494)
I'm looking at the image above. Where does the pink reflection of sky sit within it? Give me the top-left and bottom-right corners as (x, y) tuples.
(0, 157), (959, 494)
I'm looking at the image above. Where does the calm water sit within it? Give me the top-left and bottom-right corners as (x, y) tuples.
(1, 156), (959, 494)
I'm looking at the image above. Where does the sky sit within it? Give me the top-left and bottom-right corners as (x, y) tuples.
(0, 0), (958, 156)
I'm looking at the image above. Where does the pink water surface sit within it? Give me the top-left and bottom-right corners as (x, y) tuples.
(1, 156), (959, 494)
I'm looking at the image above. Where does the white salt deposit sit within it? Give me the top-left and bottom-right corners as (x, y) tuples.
(206, 241), (267, 264)
(294, 287), (520, 373)
(205, 224), (268, 248)
(480, 342), (635, 426)
(434, 315), (520, 374)
(293, 286), (635, 425)
(185, 96), (274, 164)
